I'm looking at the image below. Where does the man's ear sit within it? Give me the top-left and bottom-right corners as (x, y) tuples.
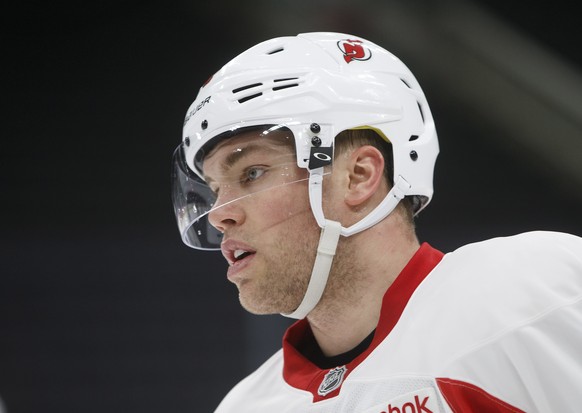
(344, 145), (386, 207)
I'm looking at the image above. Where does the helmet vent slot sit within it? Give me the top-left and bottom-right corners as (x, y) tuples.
(232, 83), (263, 94)
(273, 84), (298, 91)
(400, 78), (411, 88)
(237, 92), (263, 104)
(233, 83), (264, 104)
(272, 77), (300, 92)
(267, 47), (284, 55)
(233, 76), (304, 104)
(417, 102), (425, 123)
(409, 135), (419, 142)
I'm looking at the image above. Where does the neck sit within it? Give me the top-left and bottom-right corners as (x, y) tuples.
(306, 219), (420, 357)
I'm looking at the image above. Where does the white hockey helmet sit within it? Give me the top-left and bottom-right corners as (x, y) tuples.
(173, 32), (439, 253)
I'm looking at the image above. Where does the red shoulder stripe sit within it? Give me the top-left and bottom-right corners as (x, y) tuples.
(437, 378), (525, 413)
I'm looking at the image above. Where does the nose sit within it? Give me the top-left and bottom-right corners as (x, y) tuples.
(207, 194), (246, 233)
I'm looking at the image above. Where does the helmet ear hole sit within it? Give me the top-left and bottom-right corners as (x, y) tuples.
(344, 145), (386, 207)
(335, 129), (394, 187)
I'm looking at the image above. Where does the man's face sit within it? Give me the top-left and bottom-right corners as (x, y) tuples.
(202, 130), (320, 314)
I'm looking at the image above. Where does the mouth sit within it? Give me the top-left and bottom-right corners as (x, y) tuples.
(231, 249), (256, 266)
(225, 246), (256, 282)
(221, 239), (257, 267)
(234, 249), (253, 261)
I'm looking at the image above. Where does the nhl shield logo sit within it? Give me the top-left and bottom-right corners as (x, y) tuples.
(318, 366), (347, 396)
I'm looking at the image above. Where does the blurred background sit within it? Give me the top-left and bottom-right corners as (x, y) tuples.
(2, 0), (582, 411)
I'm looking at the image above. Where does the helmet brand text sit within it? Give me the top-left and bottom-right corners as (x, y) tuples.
(184, 96), (211, 126)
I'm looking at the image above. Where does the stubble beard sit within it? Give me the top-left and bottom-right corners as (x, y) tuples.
(316, 235), (366, 316)
(237, 223), (365, 317)
(237, 214), (320, 315)
(234, 182), (365, 316)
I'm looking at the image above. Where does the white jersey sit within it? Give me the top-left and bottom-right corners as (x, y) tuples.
(215, 231), (582, 413)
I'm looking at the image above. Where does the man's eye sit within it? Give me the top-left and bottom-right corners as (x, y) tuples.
(244, 166), (266, 182)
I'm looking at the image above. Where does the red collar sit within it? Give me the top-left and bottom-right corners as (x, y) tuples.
(282, 243), (444, 402)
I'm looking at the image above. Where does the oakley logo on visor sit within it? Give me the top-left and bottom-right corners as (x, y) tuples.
(308, 146), (333, 170)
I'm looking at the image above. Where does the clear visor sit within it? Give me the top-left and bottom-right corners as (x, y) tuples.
(172, 128), (331, 250)
(172, 145), (223, 249)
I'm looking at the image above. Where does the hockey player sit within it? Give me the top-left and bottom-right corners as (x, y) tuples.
(171, 32), (582, 412)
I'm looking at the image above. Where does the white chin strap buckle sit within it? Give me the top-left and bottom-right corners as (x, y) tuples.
(282, 220), (342, 319)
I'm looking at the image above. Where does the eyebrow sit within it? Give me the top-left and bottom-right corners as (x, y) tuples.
(203, 143), (265, 183)
(223, 144), (264, 170)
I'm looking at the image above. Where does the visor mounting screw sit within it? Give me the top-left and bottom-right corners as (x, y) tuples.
(201, 120), (208, 130)
(311, 136), (322, 147)
(310, 123), (321, 134)
(185, 137), (191, 147)
(410, 150), (418, 161)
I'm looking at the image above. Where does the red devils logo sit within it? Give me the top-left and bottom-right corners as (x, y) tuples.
(337, 39), (372, 63)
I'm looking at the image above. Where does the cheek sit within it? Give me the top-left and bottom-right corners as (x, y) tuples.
(254, 184), (313, 224)
(279, 184), (311, 216)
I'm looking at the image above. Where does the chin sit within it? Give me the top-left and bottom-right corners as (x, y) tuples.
(239, 296), (297, 316)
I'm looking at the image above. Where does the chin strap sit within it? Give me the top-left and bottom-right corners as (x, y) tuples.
(281, 219), (342, 319)
(281, 167), (411, 319)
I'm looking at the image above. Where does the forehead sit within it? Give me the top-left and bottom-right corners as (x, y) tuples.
(202, 129), (296, 172)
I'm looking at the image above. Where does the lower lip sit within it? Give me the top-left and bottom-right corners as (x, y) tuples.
(227, 253), (256, 281)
